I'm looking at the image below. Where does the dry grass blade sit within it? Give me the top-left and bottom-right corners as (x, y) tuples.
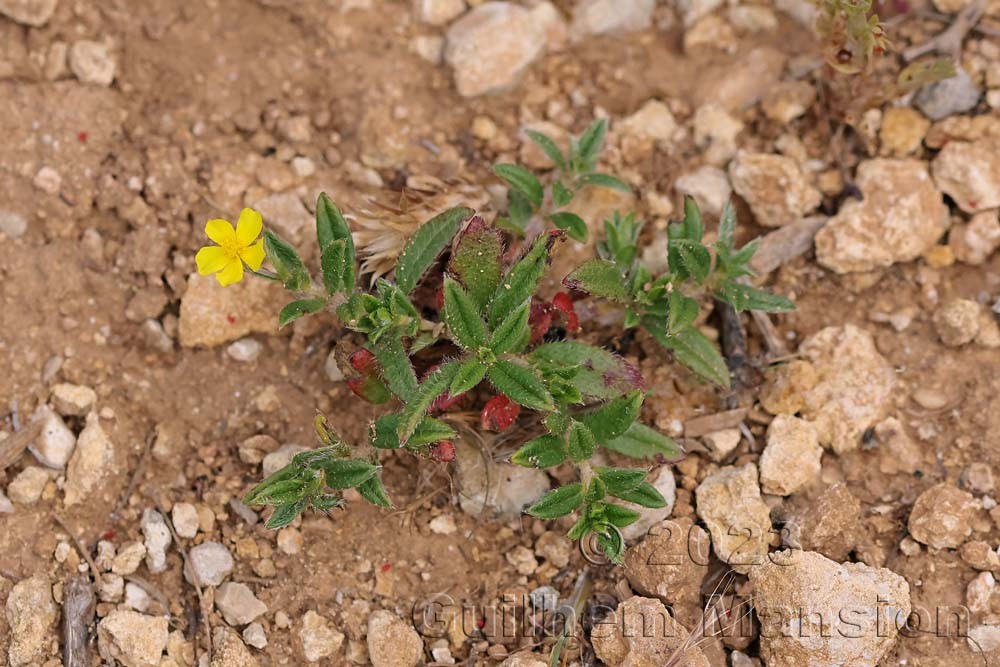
(0, 421), (41, 471)
(62, 575), (95, 667)
(683, 409), (749, 438)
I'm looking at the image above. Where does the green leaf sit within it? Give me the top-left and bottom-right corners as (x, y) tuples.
(526, 483), (584, 518)
(512, 434), (567, 468)
(489, 301), (530, 355)
(316, 193), (355, 291)
(451, 359), (488, 396)
(577, 172), (630, 192)
(667, 291), (699, 333)
(279, 298), (326, 328)
(370, 334), (418, 402)
(604, 422), (682, 460)
(357, 475), (392, 508)
(443, 277), (488, 351)
(266, 500), (308, 529)
(579, 391), (644, 441)
(669, 239), (712, 283)
(568, 421), (596, 462)
(552, 180), (574, 207)
(395, 207), (472, 294)
(717, 200), (736, 249)
(488, 360), (554, 412)
(563, 259), (629, 301)
(611, 481), (666, 508)
(644, 320), (730, 388)
(602, 503), (642, 528)
(529, 341), (644, 400)
(596, 466), (648, 494)
(486, 231), (559, 329)
(372, 414), (455, 449)
(397, 362), (461, 443)
(320, 239), (349, 295)
(682, 196), (705, 242)
(549, 212), (588, 242)
(575, 118), (608, 172)
(264, 230), (311, 291)
(494, 163), (544, 209)
(525, 130), (568, 171)
(715, 282), (794, 313)
(449, 217), (504, 311)
(594, 523), (626, 563)
(244, 476), (308, 507)
(320, 459), (379, 489)
(507, 190), (534, 231)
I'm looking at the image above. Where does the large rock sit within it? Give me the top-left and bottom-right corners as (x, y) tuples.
(215, 582), (268, 626)
(367, 610), (424, 667)
(620, 100), (678, 143)
(623, 517), (709, 626)
(750, 550), (910, 667)
(184, 541), (234, 587)
(252, 192), (312, 244)
(908, 483), (979, 549)
(695, 463), (772, 573)
(693, 46), (786, 111)
(64, 411), (117, 506)
(932, 139), (1000, 213)
(759, 415), (822, 496)
(729, 152), (821, 227)
(97, 610), (169, 667)
(299, 610), (345, 662)
(454, 437), (549, 517)
(571, 0), (654, 37)
(445, 2), (550, 97)
(949, 209), (1000, 265)
(797, 325), (895, 454)
(28, 405), (75, 468)
(815, 159), (949, 273)
(914, 66), (981, 121)
(211, 627), (260, 667)
(178, 272), (281, 348)
(675, 166), (731, 216)
(0, 0), (58, 26)
(5, 574), (56, 667)
(787, 483), (863, 562)
(591, 596), (710, 666)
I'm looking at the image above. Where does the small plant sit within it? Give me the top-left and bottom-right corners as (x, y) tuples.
(493, 118), (629, 242)
(198, 129), (793, 563)
(564, 200), (793, 389)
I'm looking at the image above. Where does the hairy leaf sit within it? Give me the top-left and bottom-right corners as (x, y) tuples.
(264, 230), (311, 291)
(579, 391), (644, 441)
(602, 503), (642, 528)
(511, 434), (568, 468)
(266, 499), (308, 529)
(395, 207), (471, 294)
(550, 212), (588, 242)
(552, 180), (574, 207)
(279, 298), (326, 328)
(669, 239), (712, 283)
(320, 239), (350, 295)
(644, 318), (730, 388)
(372, 414), (456, 449)
(717, 200), (737, 249)
(451, 358), (488, 396)
(443, 277), (488, 350)
(667, 290), (699, 333)
(449, 216), (504, 311)
(488, 360), (554, 412)
(575, 118), (608, 172)
(527, 483), (584, 518)
(604, 422), (682, 460)
(563, 259), (630, 301)
(715, 282), (794, 313)
(529, 341), (644, 400)
(493, 164), (543, 209)
(489, 301), (530, 355)
(487, 231), (560, 328)
(316, 193), (355, 291)
(568, 421), (596, 462)
(358, 475), (392, 508)
(577, 172), (630, 192)
(596, 466), (648, 494)
(611, 481), (666, 508)
(397, 362), (461, 443)
(524, 130), (568, 171)
(321, 459), (379, 489)
(370, 334), (418, 401)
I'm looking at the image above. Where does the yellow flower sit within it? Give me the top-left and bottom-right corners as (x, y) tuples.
(195, 208), (266, 286)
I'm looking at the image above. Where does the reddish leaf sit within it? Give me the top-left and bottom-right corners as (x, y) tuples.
(552, 292), (580, 332)
(350, 348), (379, 375)
(529, 302), (553, 344)
(481, 394), (521, 432)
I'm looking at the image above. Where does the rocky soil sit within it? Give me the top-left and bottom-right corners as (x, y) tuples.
(1, 0), (1000, 665)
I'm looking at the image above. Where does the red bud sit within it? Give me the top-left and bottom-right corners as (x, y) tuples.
(429, 440), (456, 462)
(552, 292), (580, 332)
(481, 394), (520, 432)
(349, 348), (378, 375)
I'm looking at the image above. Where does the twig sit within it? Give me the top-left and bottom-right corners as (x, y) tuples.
(716, 301), (749, 406)
(52, 514), (101, 585)
(112, 430), (155, 520)
(750, 310), (790, 360)
(749, 216), (828, 276)
(62, 575), (95, 667)
(903, 0), (988, 61)
(683, 408), (749, 438)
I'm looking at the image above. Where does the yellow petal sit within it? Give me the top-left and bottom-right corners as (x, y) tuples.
(196, 246), (231, 275)
(240, 240), (266, 271)
(236, 208), (263, 247)
(215, 259), (244, 286)
(205, 218), (237, 246)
